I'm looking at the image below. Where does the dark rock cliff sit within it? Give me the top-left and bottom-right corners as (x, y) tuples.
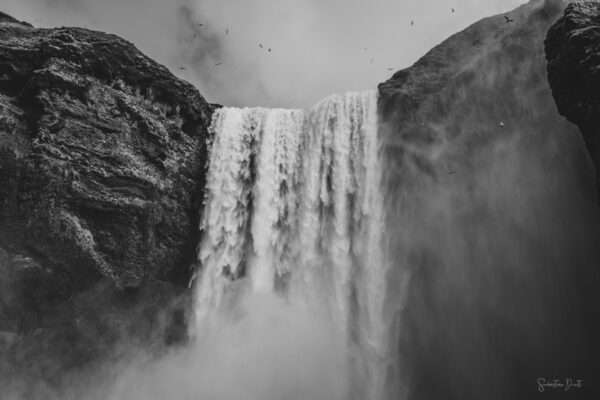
(0, 11), (213, 392)
(378, 1), (600, 399)
(546, 2), (600, 195)
(0, 11), (213, 289)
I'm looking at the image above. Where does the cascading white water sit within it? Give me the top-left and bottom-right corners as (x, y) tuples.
(193, 91), (397, 400)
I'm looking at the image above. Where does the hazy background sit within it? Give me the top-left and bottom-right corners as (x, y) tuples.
(3, 0), (524, 107)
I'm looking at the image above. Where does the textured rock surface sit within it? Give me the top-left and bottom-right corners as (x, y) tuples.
(546, 2), (600, 194)
(0, 11), (213, 289)
(378, 1), (600, 399)
(0, 10), (212, 391)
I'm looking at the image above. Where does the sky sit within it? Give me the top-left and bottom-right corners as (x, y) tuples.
(3, 0), (525, 107)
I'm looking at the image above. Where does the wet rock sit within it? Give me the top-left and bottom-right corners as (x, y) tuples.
(546, 1), (600, 195)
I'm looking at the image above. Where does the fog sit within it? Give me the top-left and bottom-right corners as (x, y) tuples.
(4, 0), (523, 107)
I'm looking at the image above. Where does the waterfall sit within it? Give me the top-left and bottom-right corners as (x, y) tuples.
(193, 91), (397, 400)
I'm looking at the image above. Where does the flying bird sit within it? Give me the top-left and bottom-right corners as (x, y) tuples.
(388, 68), (394, 71)
(499, 121), (505, 128)
(215, 62), (222, 66)
(268, 48), (272, 52)
(197, 23), (204, 27)
(411, 20), (414, 26)
(178, 67), (186, 70)
(444, 162), (456, 175)
(504, 16), (514, 23)
(451, 8), (455, 13)
(259, 43), (263, 48)
(226, 28), (229, 35)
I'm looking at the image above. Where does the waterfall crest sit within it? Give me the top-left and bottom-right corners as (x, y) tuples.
(193, 91), (397, 400)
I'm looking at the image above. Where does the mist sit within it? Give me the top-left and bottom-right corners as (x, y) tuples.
(4, 0), (524, 107)
(378, 1), (600, 397)
(103, 293), (348, 400)
(2, 290), (350, 400)
(382, 124), (600, 399)
(2, 0), (600, 399)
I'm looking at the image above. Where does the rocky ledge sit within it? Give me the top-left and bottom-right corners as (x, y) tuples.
(546, 2), (600, 194)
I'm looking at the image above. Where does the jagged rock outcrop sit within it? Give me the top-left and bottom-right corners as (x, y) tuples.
(546, 2), (600, 194)
(0, 10), (212, 390)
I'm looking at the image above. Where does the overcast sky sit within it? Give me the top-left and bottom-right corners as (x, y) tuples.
(4, 0), (525, 107)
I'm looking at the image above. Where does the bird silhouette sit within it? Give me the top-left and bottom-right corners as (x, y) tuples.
(451, 8), (455, 13)
(197, 23), (204, 27)
(178, 67), (186, 70)
(268, 48), (272, 52)
(444, 162), (456, 175)
(411, 20), (414, 26)
(388, 68), (394, 71)
(499, 121), (505, 128)
(504, 16), (514, 23)
(215, 62), (222, 66)
(259, 43), (263, 48)
(226, 28), (229, 35)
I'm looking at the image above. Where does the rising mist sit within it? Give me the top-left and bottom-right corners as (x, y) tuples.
(1, 0), (599, 399)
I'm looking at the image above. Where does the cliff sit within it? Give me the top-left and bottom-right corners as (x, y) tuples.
(546, 2), (600, 194)
(378, 1), (600, 399)
(0, 11), (213, 289)
(378, 0), (575, 157)
(0, 10), (212, 389)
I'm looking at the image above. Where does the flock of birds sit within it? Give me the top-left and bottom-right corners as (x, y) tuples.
(178, 8), (514, 177)
(179, 8), (515, 71)
(187, 22), (272, 68)
(31, 7), (516, 74)
(29, 9), (514, 179)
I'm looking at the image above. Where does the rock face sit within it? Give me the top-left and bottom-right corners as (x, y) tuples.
(0, 10), (212, 391)
(0, 11), (213, 288)
(378, 1), (600, 399)
(546, 2), (600, 194)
